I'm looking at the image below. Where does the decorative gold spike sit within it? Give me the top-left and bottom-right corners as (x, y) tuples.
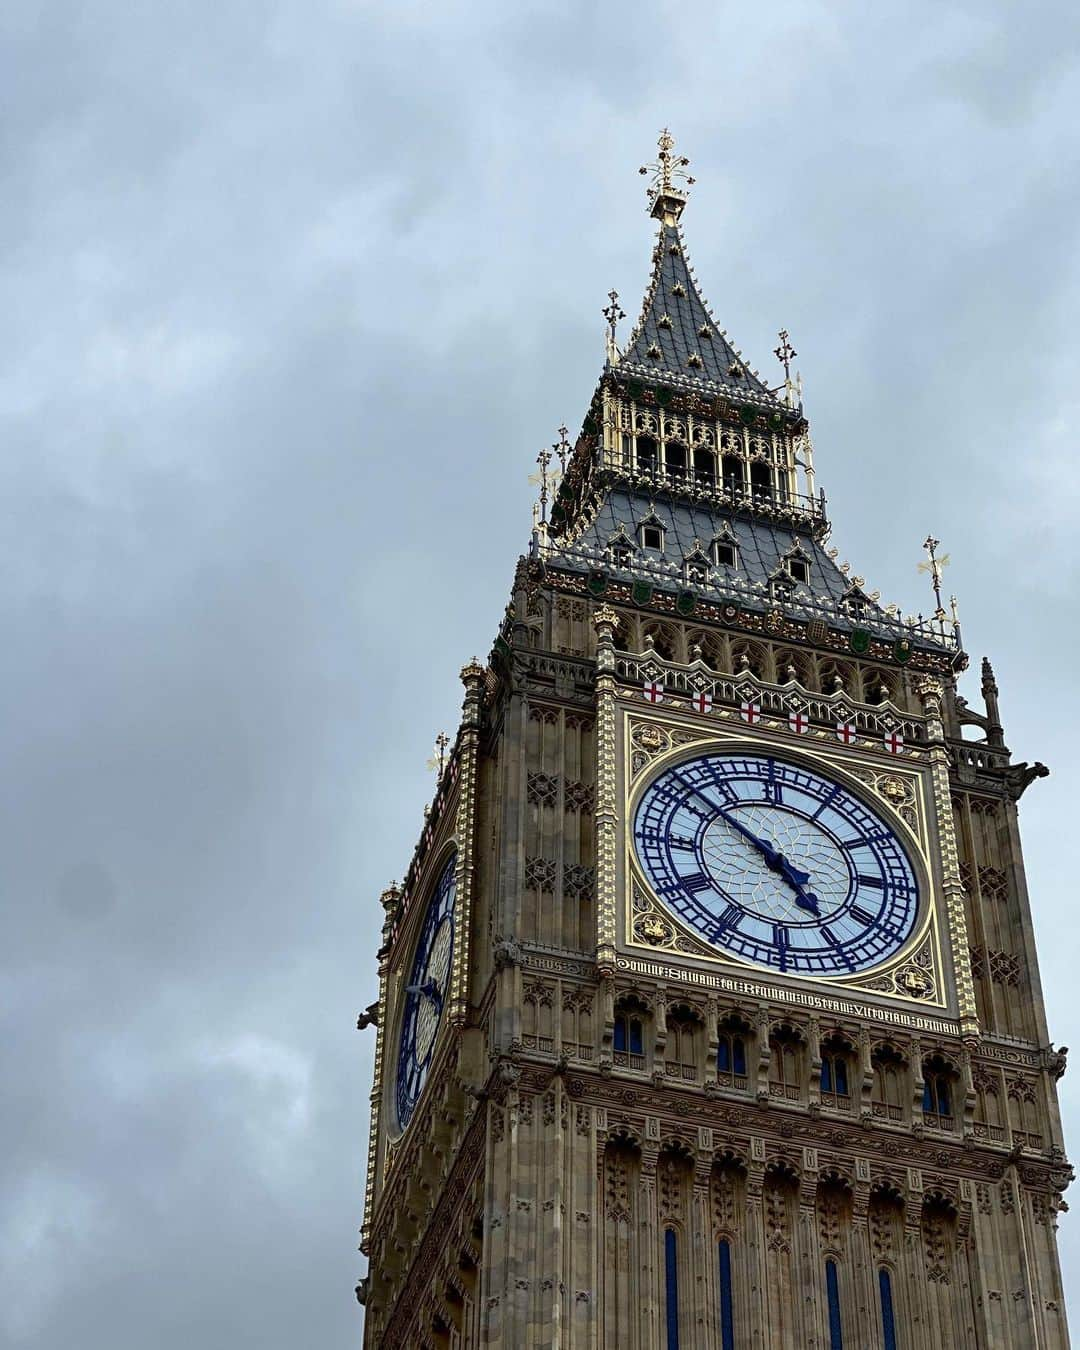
(426, 731), (450, 776)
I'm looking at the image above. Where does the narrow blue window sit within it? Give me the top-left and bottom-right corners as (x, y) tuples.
(922, 1078), (932, 1112)
(630, 1019), (643, 1055)
(825, 1259), (842, 1350)
(614, 1018), (627, 1052)
(665, 1228), (679, 1350)
(733, 1037), (746, 1075)
(821, 1058), (832, 1092)
(718, 1239), (734, 1350)
(879, 1268), (897, 1350)
(718, 1039), (730, 1072)
(834, 1058), (848, 1095)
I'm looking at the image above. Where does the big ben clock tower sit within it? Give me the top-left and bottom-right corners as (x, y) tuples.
(357, 133), (1072, 1349)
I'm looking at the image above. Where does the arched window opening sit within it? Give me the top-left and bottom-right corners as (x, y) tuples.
(664, 1228), (680, 1350)
(729, 641), (767, 681)
(879, 1268), (897, 1350)
(643, 623), (677, 662)
(665, 1005), (701, 1082)
(749, 460), (774, 502)
(871, 1044), (906, 1122)
(693, 447), (716, 485)
(1008, 1078), (1043, 1151)
(718, 1239), (734, 1350)
(825, 1259), (843, 1350)
(768, 1025), (804, 1102)
(818, 659), (855, 695)
(665, 443), (687, 482)
(820, 1035), (855, 1111)
(922, 1055), (957, 1131)
(613, 998), (648, 1070)
(722, 454), (745, 498)
(717, 1014), (750, 1090)
(636, 435), (657, 475)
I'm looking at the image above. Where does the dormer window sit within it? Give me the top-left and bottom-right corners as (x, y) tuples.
(786, 556), (810, 585)
(771, 576), (794, 603)
(612, 539), (634, 569)
(641, 524), (664, 552)
(713, 539), (738, 568)
(685, 556), (708, 585)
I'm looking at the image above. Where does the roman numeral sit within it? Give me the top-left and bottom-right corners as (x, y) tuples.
(857, 874), (885, 889)
(678, 870), (714, 894)
(811, 787), (841, 819)
(851, 905), (879, 926)
(709, 904), (742, 940)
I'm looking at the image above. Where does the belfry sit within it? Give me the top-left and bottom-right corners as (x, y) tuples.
(357, 133), (1072, 1348)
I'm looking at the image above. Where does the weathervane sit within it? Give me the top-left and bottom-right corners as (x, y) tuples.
(918, 535), (951, 621)
(427, 731), (450, 776)
(603, 289), (625, 362)
(639, 129), (695, 216)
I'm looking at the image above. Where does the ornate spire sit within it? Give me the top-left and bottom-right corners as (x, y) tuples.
(639, 129), (695, 223)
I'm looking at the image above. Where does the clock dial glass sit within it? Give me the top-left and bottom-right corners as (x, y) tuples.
(632, 753), (918, 975)
(396, 853), (456, 1132)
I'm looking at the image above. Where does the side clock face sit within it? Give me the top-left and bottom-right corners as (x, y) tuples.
(395, 853), (456, 1132)
(633, 752), (918, 976)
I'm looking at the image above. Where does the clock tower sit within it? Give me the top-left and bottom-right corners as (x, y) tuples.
(357, 133), (1072, 1349)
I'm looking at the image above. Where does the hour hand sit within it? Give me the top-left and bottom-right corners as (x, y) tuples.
(777, 861), (821, 915)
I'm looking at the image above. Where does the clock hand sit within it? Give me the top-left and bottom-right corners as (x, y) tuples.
(405, 979), (444, 1011)
(718, 809), (821, 915)
(779, 863), (821, 916)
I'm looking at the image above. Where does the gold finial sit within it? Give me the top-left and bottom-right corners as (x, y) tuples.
(426, 731), (450, 776)
(639, 129), (695, 222)
(917, 535), (951, 621)
(602, 289), (625, 363)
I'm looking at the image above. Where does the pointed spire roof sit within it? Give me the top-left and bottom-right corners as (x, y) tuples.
(617, 133), (782, 411)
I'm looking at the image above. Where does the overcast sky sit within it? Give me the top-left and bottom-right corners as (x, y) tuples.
(3, 2), (1079, 1345)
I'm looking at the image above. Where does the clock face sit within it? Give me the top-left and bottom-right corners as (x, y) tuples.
(632, 752), (918, 976)
(395, 852), (456, 1132)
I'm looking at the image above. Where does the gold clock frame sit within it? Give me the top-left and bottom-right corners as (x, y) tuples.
(617, 703), (953, 1014)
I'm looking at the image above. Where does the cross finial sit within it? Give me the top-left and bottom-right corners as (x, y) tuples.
(555, 424), (570, 474)
(639, 129), (695, 221)
(602, 288), (625, 362)
(774, 329), (797, 380)
(426, 731), (450, 776)
(534, 446), (554, 523)
(917, 535), (951, 620)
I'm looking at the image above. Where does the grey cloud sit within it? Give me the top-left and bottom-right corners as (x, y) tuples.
(3, 1), (1079, 1344)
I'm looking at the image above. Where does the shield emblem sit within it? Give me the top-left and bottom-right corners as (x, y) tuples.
(587, 570), (608, 597)
(893, 637), (913, 665)
(807, 617), (828, 643)
(849, 628), (871, 655)
(632, 580), (654, 606)
(676, 590), (696, 616)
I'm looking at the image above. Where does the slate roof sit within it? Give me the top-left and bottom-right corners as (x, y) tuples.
(617, 220), (783, 411)
(543, 490), (953, 654)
